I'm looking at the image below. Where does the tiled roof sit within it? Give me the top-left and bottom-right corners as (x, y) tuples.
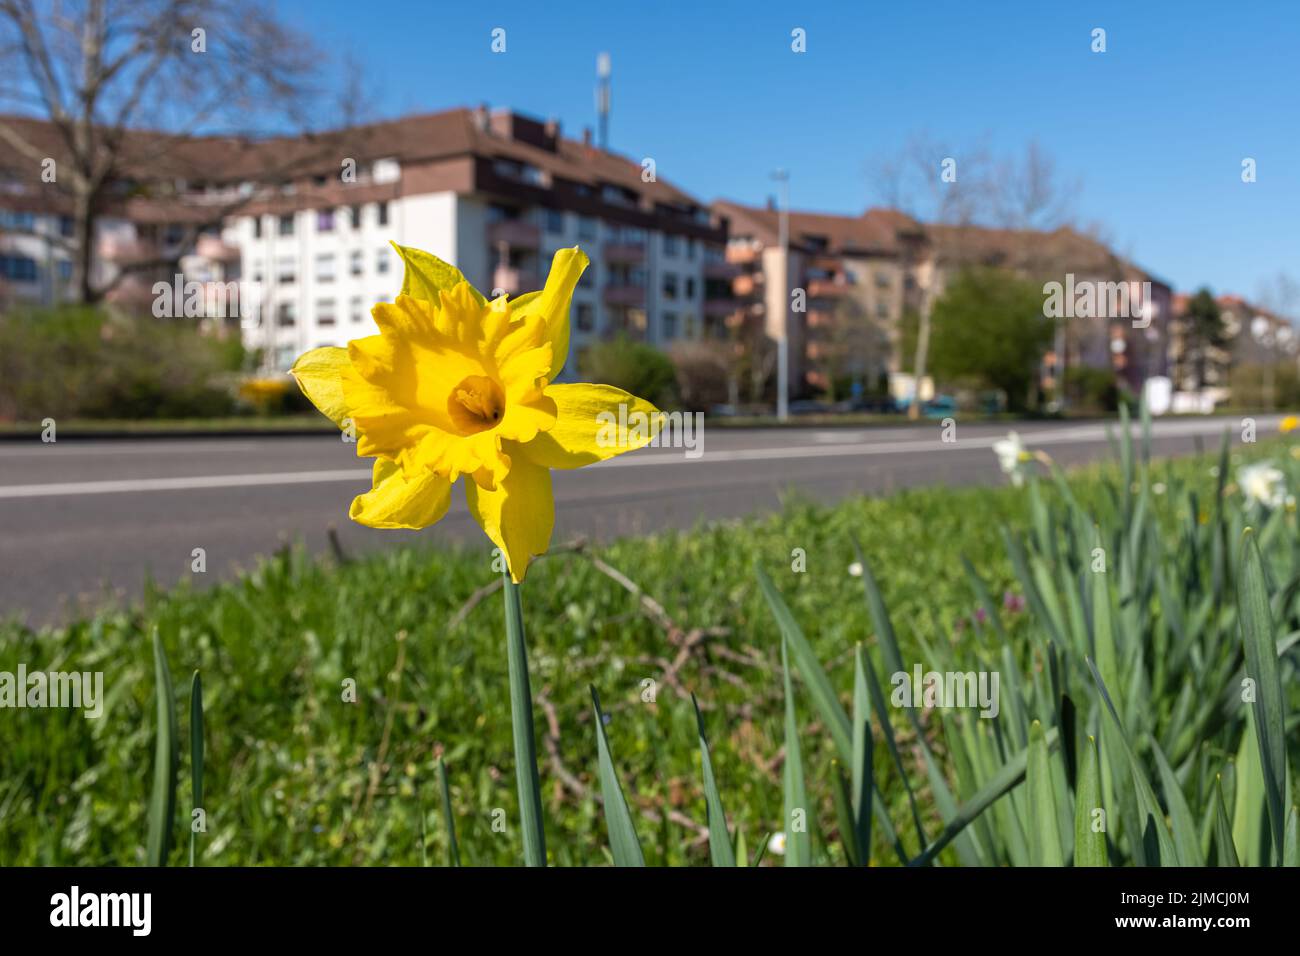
(0, 108), (704, 209)
(712, 199), (921, 255)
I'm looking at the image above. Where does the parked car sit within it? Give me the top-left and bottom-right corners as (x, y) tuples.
(922, 395), (956, 419)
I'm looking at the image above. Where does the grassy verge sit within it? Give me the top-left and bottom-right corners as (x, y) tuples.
(1, 429), (1296, 865)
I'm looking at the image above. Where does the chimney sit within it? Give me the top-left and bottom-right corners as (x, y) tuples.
(582, 127), (592, 148)
(766, 195), (777, 211)
(472, 102), (489, 132)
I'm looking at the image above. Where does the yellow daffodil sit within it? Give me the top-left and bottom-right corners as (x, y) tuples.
(290, 243), (661, 582)
(1281, 415), (1299, 434)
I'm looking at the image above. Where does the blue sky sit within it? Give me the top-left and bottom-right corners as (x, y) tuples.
(280, 0), (1300, 302)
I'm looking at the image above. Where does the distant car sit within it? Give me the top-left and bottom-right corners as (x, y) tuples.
(850, 395), (900, 414)
(789, 400), (831, 415)
(921, 395), (956, 419)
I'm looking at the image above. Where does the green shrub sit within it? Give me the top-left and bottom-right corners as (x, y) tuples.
(579, 336), (679, 408)
(0, 305), (243, 421)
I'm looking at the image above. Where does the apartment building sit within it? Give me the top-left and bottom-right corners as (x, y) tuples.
(1, 107), (731, 377)
(714, 198), (1175, 403)
(1168, 292), (1299, 408)
(921, 225), (1173, 398)
(712, 200), (924, 397)
(214, 106), (730, 374)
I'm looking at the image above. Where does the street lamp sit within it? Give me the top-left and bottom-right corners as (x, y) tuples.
(771, 169), (790, 421)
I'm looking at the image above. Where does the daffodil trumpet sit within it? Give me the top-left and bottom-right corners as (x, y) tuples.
(291, 242), (663, 865)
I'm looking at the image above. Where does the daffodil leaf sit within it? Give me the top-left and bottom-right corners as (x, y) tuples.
(1074, 734), (1107, 866)
(147, 630), (178, 867)
(692, 694), (736, 867)
(590, 686), (645, 867)
(1237, 528), (1289, 864)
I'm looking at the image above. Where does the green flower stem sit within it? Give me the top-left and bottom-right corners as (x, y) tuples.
(503, 573), (546, 866)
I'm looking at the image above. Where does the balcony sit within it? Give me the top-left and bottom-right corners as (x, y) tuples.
(807, 308), (834, 329)
(98, 236), (154, 262)
(704, 297), (735, 319)
(492, 265), (540, 296)
(806, 278), (853, 299)
(487, 219), (540, 248)
(602, 241), (646, 263)
(196, 234), (240, 262)
(704, 260), (740, 281)
(603, 283), (646, 308)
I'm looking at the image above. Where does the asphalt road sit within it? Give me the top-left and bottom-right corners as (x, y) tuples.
(0, 415), (1274, 626)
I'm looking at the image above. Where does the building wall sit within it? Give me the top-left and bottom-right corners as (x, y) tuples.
(0, 211), (74, 307)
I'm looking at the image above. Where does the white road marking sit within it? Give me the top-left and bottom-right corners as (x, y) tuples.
(0, 417), (1273, 500)
(0, 469), (370, 499)
(0, 440), (265, 458)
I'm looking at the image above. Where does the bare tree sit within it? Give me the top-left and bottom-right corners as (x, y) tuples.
(0, 0), (356, 303)
(873, 133), (994, 417)
(873, 136), (1081, 414)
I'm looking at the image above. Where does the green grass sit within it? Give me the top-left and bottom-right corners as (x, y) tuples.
(1, 429), (1297, 865)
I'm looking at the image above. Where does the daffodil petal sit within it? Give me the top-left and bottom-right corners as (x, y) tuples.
(349, 459), (452, 530)
(464, 446), (553, 582)
(514, 247), (587, 377)
(392, 242), (485, 307)
(289, 347), (351, 428)
(522, 383), (661, 469)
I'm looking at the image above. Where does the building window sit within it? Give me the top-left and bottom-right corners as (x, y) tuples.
(350, 296), (364, 323)
(376, 248), (390, 274)
(278, 214), (295, 237)
(545, 208), (564, 234)
(316, 253), (335, 282)
(575, 302), (596, 333)
(59, 215), (74, 238)
(276, 302), (296, 326)
(875, 271), (891, 289)
(253, 216), (263, 239)
(578, 216), (597, 240)
(376, 201), (389, 226)
(350, 205), (362, 229)
(876, 301), (890, 319)
(663, 234), (680, 257)
(685, 277), (696, 299)
(0, 254), (37, 281)
(350, 250), (363, 276)
(686, 238), (696, 261)
(602, 184), (637, 207)
(578, 268), (594, 289)
(0, 210), (35, 231)
(277, 256), (296, 283)
(662, 311), (678, 339)
(317, 298), (337, 326)
(317, 209), (335, 232)
(275, 346), (296, 370)
(662, 273), (679, 300)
